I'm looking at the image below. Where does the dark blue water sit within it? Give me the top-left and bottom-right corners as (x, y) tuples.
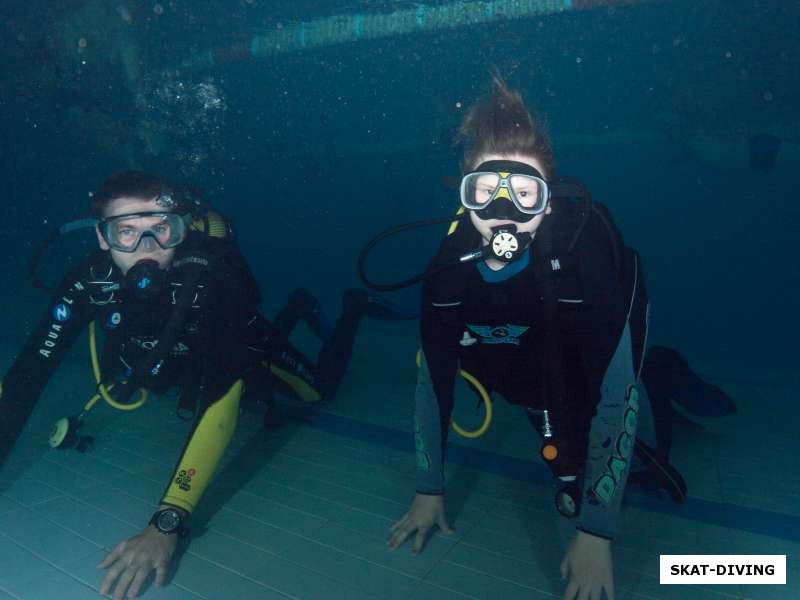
(1, 0), (797, 382)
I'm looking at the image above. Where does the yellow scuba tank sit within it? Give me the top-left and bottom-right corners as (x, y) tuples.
(189, 208), (233, 240)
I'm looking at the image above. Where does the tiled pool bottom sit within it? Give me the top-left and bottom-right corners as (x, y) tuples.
(1, 381), (797, 600)
(0, 319), (798, 600)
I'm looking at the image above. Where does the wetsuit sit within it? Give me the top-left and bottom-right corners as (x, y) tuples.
(0, 229), (358, 515)
(414, 204), (646, 540)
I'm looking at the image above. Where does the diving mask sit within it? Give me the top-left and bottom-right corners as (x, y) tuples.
(460, 160), (550, 222)
(98, 211), (192, 253)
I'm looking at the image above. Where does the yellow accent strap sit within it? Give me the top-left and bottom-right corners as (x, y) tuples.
(161, 379), (243, 514)
(268, 363), (321, 403)
(447, 207), (465, 236)
(415, 349), (492, 439)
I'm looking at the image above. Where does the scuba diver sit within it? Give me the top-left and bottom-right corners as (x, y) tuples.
(0, 170), (393, 600)
(376, 78), (733, 600)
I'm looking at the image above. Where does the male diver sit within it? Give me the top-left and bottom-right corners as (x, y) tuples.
(383, 78), (732, 600)
(0, 171), (380, 599)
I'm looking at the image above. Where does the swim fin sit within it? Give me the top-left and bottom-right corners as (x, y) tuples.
(280, 287), (333, 341)
(642, 346), (736, 418)
(630, 439), (688, 504)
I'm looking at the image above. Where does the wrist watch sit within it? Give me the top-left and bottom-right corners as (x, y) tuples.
(149, 508), (187, 536)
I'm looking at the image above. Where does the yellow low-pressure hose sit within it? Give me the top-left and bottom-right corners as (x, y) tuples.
(416, 349), (492, 439)
(48, 323), (151, 450)
(89, 321), (147, 411)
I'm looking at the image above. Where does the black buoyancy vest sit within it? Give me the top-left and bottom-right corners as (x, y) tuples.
(426, 186), (649, 468)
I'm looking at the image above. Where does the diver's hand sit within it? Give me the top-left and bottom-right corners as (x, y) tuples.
(98, 526), (177, 599)
(388, 493), (454, 555)
(560, 530), (615, 600)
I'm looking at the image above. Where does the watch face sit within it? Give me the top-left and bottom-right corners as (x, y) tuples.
(156, 510), (181, 532)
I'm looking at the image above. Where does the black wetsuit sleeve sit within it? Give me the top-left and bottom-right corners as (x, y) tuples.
(415, 276), (463, 494)
(0, 260), (97, 464)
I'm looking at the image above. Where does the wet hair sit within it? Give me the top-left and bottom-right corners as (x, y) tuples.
(456, 75), (555, 178)
(90, 171), (169, 217)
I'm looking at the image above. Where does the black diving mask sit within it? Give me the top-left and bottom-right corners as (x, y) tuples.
(461, 160), (550, 223)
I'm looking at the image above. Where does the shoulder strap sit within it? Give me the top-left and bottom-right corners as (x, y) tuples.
(534, 218), (566, 419)
(550, 191), (649, 378)
(538, 179), (652, 406)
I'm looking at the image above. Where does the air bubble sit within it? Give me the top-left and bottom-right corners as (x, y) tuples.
(135, 72), (227, 177)
(117, 6), (133, 24)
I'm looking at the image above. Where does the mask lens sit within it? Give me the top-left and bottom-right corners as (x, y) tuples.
(510, 175), (547, 212)
(102, 213), (187, 252)
(461, 172), (500, 210)
(107, 217), (140, 251)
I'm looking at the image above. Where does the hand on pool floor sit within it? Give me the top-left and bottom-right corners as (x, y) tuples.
(560, 530), (615, 600)
(98, 526), (177, 599)
(388, 492), (454, 555)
